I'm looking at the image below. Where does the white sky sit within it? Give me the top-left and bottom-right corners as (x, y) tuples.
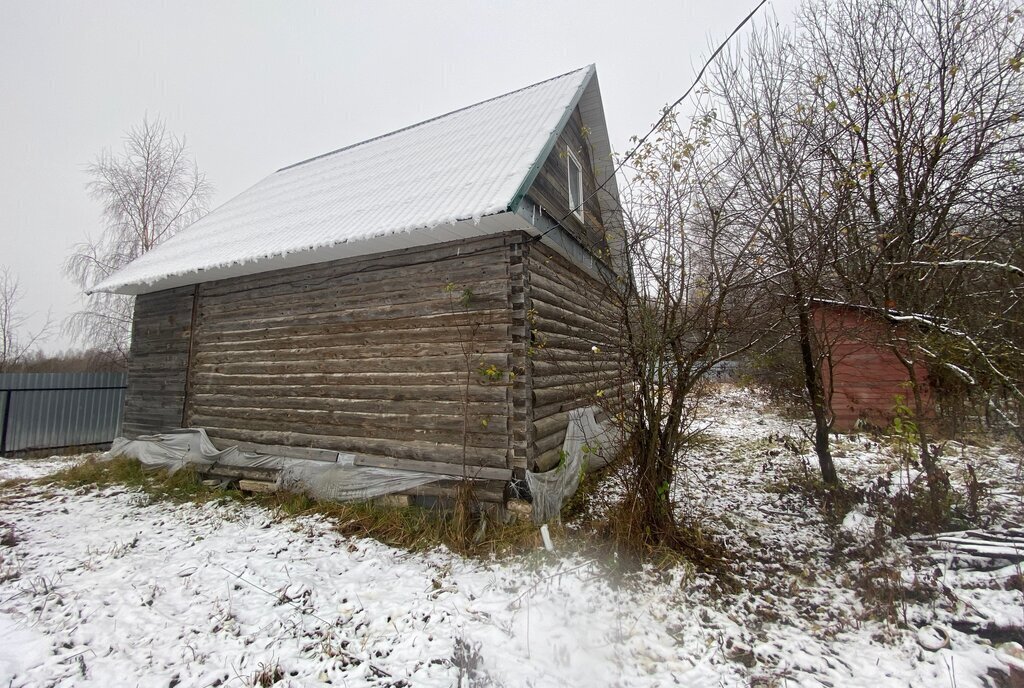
(0, 0), (798, 353)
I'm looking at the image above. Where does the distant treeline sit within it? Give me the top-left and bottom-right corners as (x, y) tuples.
(5, 349), (126, 373)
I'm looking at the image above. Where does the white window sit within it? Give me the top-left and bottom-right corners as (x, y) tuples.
(566, 149), (584, 221)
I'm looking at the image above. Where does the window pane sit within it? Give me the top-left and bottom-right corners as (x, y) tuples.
(568, 154), (582, 216)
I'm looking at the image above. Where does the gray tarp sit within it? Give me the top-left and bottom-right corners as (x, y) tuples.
(107, 410), (615, 519)
(525, 406), (616, 523)
(106, 428), (442, 502)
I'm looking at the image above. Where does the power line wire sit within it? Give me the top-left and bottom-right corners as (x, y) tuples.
(529, 0), (769, 246)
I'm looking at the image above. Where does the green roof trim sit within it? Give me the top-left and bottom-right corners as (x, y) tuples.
(507, 64), (596, 215)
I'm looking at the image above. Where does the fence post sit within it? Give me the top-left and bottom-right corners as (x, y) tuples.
(0, 389), (11, 454)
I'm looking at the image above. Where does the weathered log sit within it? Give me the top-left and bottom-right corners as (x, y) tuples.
(352, 455), (511, 481)
(534, 428), (567, 455)
(191, 371), (511, 388)
(199, 271), (510, 320)
(190, 406), (508, 436)
(529, 284), (618, 330)
(196, 352), (511, 376)
(190, 413), (510, 450)
(200, 284), (511, 331)
(200, 426), (506, 467)
(532, 359), (622, 377)
(193, 394), (509, 416)
(531, 370), (622, 391)
(197, 296), (510, 334)
(206, 437), (340, 463)
(194, 340), (511, 364)
(190, 383), (507, 403)
(534, 446), (565, 472)
(199, 234), (512, 297)
(528, 271), (618, 319)
(401, 480), (507, 504)
(194, 310), (511, 344)
(533, 411), (570, 441)
(195, 323), (511, 353)
(531, 301), (619, 340)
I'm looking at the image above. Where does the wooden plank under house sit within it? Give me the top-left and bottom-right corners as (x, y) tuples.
(94, 65), (627, 506)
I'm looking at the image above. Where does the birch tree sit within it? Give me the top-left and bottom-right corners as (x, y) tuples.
(64, 117), (211, 361)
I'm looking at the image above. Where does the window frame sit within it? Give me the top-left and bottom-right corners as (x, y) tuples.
(566, 148), (584, 221)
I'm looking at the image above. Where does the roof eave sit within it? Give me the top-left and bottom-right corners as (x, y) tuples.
(90, 211), (524, 295)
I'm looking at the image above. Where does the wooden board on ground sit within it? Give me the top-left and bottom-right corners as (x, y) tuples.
(238, 479), (277, 493)
(194, 463), (281, 483)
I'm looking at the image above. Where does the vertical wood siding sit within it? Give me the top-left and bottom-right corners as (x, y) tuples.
(814, 305), (934, 431)
(122, 286), (196, 437)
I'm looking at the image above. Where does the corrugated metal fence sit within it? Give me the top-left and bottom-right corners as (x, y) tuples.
(0, 372), (127, 454)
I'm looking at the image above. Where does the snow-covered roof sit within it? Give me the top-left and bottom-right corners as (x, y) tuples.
(92, 65), (604, 295)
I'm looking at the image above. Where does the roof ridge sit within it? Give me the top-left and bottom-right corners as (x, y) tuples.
(276, 65), (594, 173)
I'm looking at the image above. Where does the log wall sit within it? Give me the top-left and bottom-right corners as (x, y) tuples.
(183, 234), (520, 472)
(122, 285), (196, 437)
(122, 232), (627, 488)
(525, 241), (625, 471)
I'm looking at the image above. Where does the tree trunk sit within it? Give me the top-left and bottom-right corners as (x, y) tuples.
(627, 420), (678, 550)
(904, 358), (949, 523)
(796, 301), (839, 485)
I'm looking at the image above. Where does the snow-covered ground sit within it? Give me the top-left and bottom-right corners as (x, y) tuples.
(0, 454), (83, 482)
(0, 385), (1021, 687)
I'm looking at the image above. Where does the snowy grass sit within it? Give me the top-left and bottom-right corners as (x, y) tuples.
(38, 457), (543, 559)
(0, 385), (1021, 686)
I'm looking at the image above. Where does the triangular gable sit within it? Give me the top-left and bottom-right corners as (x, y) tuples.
(512, 72), (624, 281)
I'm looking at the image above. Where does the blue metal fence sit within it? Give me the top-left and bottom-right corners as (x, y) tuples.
(0, 372), (127, 454)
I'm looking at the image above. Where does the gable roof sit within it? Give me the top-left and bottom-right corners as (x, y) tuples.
(93, 65), (616, 295)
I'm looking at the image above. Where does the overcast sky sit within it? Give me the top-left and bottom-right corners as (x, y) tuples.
(1, 0), (799, 353)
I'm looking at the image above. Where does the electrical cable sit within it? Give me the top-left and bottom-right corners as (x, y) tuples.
(529, 0), (770, 247)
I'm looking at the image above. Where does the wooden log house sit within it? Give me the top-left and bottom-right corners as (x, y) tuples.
(91, 65), (626, 504)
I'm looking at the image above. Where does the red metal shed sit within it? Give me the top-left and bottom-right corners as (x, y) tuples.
(812, 302), (934, 431)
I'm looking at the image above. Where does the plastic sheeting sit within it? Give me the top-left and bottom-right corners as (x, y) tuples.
(106, 428), (442, 502)
(525, 406), (616, 523)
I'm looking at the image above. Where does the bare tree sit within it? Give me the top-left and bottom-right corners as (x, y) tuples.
(691, 0), (1023, 494)
(801, 0), (1024, 483)
(611, 110), (773, 551)
(705, 22), (850, 486)
(0, 267), (51, 372)
(64, 117), (211, 361)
